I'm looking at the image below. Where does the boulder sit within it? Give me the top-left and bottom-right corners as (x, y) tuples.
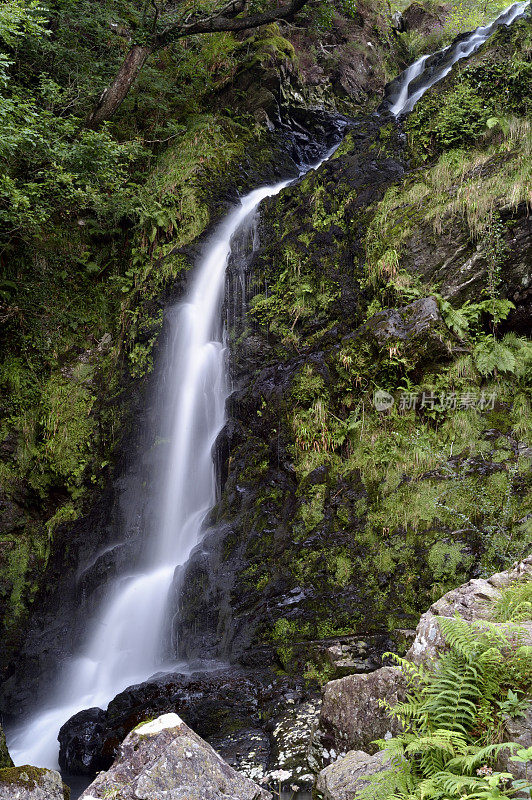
(58, 707), (108, 775)
(0, 726), (13, 769)
(59, 667), (315, 777)
(316, 749), (392, 800)
(497, 702), (532, 784)
(0, 766), (69, 800)
(407, 556), (532, 665)
(80, 712), (271, 800)
(267, 699), (321, 788)
(316, 666), (406, 762)
(353, 296), (451, 367)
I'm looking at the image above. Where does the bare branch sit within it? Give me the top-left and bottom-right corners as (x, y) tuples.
(155, 0), (308, 47)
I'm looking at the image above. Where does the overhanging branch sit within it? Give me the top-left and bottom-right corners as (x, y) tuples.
(155, 0), (308, 47)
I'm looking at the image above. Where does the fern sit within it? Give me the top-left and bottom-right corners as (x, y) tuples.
(356, 617), (532, 800)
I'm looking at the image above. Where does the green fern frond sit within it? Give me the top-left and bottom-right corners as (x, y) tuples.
(446, 741), (518, 772)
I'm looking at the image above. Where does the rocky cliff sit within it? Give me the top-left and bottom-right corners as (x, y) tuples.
(175, 14), (532, 681)
(0, 4), (530, 796)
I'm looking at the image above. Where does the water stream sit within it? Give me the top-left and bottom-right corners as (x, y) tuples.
(384, 1), (529, 116)
(7, 0), (529, 783)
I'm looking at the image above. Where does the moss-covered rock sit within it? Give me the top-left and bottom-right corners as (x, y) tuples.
(0, 765), (69, 799)
(0, 726), (12, 770)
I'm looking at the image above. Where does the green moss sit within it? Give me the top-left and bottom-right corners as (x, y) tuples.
(0, 765), (69, 799)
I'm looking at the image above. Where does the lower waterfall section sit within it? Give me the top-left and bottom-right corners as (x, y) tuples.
(7, 180), (296, 770)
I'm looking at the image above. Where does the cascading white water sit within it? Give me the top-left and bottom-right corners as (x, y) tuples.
(7, 0), (529, 772)
(7, 180), (292, 770)
(388, 1), (529, 116)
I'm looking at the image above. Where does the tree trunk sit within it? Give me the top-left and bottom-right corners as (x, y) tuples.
(86, 44), (152, 129)
(85, 0), (310, 128)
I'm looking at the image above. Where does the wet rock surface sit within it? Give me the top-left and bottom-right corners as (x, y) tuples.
(0, 726), (12, 770)
(59, 666), (319, 786)
(174, 114), (412, 671)
(347, 295), (451, 367)
(80, 713), (271, 800)
(399, 203), (532, 325)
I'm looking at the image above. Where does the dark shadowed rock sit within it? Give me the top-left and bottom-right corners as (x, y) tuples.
(399, 204), (532, 332)
(58, 708), (108, 776)
(354, 296), (450, 364)
(0, 726), (12, 770)
(80, 713), (271, 800)
(59, 666), (318, 783)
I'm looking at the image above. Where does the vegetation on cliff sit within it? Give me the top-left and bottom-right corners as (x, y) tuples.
(175, 12), (532, 681)
(0, 0), (530, 728)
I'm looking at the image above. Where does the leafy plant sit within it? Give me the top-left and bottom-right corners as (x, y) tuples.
(358, 617), (532, 799)
(494, 579), (532, 623)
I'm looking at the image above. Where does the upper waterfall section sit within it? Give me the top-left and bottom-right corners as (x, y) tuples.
(380, 1), (530, 117)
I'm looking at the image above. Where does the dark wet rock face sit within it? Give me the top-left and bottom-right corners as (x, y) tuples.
(58, 667), (316, 783)
(58, 708), (108, 775)
(173, 115), (415, 668)
(0, 726), (13, 770)
(398, 202), (532, 324)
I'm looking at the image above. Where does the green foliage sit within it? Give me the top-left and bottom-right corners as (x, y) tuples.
(437, 298), (514, 339)
(473, 334), (532, 379)
(408, 82), (491, 155)
(0, 105), (143, 246)
(359, 617), (532, 799)
(0, 0), (48, 46)
(494, 579), (532, 623)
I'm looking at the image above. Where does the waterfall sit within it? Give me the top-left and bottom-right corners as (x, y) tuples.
(7, 181), (292, 769)
(385, 1), (529, 116)
(7, 0), (528, 773)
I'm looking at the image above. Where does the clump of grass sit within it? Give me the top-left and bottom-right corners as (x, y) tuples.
(494, 578), (532, 622)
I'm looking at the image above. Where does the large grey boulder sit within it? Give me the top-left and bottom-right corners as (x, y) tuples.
(316, 666), (406, 763)
(316, 749), (392, 800)
(0, 766), (68, 800)
(80, 712), (271, 800)
(407, 556), (532, 665)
